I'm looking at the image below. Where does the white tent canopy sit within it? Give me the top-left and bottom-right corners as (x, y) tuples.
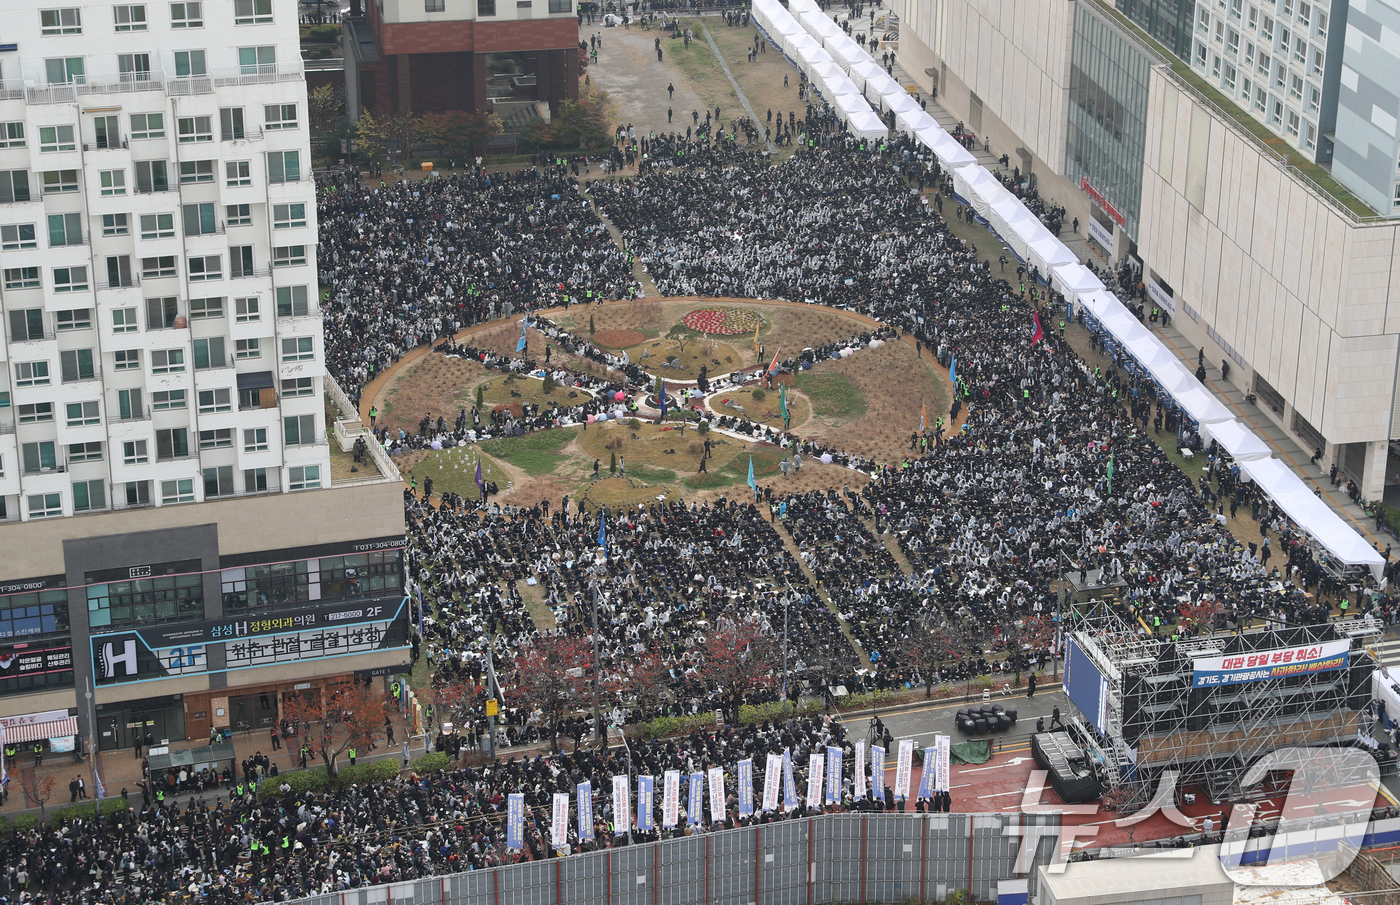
(918, 128), (976, 169)
(1027, 234), (1076, 275)
(896, 108), (937, 135)
(847, 59), (885, 91)
(842, 109), (888, 138)
(1172, 384), (1236, 425)
(1240, 458), (1384, 577)
(1050, 262), (1106, 303)
(1200, 420), (1272, 461)
(953, 165), (999, 207)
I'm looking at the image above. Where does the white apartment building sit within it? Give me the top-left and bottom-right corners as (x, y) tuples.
(0, 0), (326, 522)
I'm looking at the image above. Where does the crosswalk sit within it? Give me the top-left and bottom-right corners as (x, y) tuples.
(1371, 636), (1400, 670)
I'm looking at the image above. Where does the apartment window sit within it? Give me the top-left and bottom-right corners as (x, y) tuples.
(112, 308), (138, 333)
(237, 45), (275, 75)
(1293, 37), (1306, 64)
(142, 256), (177, 279)
(244, 468), (269, 492)
(177, 116), (212, 144)
(1196, 42), (1208, 65)
(1281, 0), (1291, 17)
(1, 224), (36, 250)
(102, 214), (129, 237)
(188, 255), (221, 282)
(1230, 0), (1241, 18)
(182, 202), (217, 237)
(192, 337), (226, 369)
(281, 336), (313, 361)
(0, 123), (24, 148)
(114, 349), (140, 371)
(135, 160), (169, 193)
(28, 494), (62, 519)
(1317, 10), (1327, 35)
(1275, 63), (1285, 88)
(170, 1), (202, 27)
(1212, 55), (1222, 78)
(179, 160), (214, 183)
(1248, 5), (1258, 27)
(40, 9), (82, 35)
(123, 440), (148, 464)
(72, 480), (106, 513)
(18, 403), (54, 424)
(283, 414), (315, 446)
(151, 349), (184, 374)
(56, 310), (91, 334)
(1214, 20), (1224, 43)
(0, 171), (31, 203)
(1298, 1), (1309, 25)
(272, 245), (306, 268)
(14, 362), (50, 387)
(220, 108), (245, 141)
(1262, 15), (1273, 40)
(123, 481), (153, 507)
(272, 203), (306, 230)
(199, 428), (232, 449)
(1256, 50), (1270, 76)
(243, 427), (268, 452)
(68, 442), (102, 462)
(4, 268), (41, 290)
(1304, 121), (1316, 150)
(152, 390), (186, 410)
(198, 388), (231, 413)
(43, 170), (79, 193)
(140, 213), (175, 239)
(288, 465), (320, 490)
(1286, 110), (1300, 136)
(235, 297), (260, 323)
(226, 203), (252, 226)
(479, 0), (496, 15)
(146, 299), (179, 332)
(99, 170), (126, 196)
(105, 255), (134, 289)
(226, 161), (251, 187)
(160, 479), (194, 503)
(53, 267), (89, 293)
(1312, 49), (1324, 76)
(190, 297), (224, 319)
(1254, 86), (1267, 111)
(1272, 99), (1284, 126)
(173, 50), (206, 77)
(1289, 73), (1303, 100)
(235, 338), (260, 359)
(1224, 63), (1237, 90)
(47, 212), (81, 247)
(230, 245), (254, 277)
(130, 113), (164, 140)
(39, 126), (76, 153)
(1227, 28), (1239, 53)
(234, 0), (273, 23)
(267, 150), (300, 183)
(114, 5), (148, 30)
(155, 428), (189, 460)
(265, 104), (297, 131)
(44, 57), (85, 85)
(66, 401), (99, 426)
(1198, 4), (1209, 30)
(281, 376), (313, 397)
(22, 442), (57, 474)
(549, 0), (571, 11)
(276, 286), (310, 317)
(1279, 25), (1290, 51)
(116, 388), (143, 420)
(203, 465), (234, 498)
(1309, 85), (1320, 114)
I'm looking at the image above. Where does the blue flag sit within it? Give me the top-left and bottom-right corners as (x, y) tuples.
(637, 776), (655, 831)
(825, 746), (843, 805)
(577, 781), (594, 841)
(781, 749), (798, 810)
(747, 456), (757, 499)
(917, 747), (938, 799)
(507, 793), (525, 849)
(687, 773), (704, 825)
(475, 459), (484, 492)
(517, 315), (529, 352)
(738, 759), (754, 817)
(948, 353), (956, 386)
(598, 511), (606, 548)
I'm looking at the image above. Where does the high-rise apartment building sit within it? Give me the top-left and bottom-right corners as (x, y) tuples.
(0, 1), (408, 756)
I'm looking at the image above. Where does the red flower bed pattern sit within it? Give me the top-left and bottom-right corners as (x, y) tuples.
(682, 307), (766, 335)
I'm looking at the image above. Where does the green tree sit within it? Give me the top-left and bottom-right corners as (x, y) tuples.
(309, 84), (346, 137)
(666, 324), (693, 355)
(553, 91), (617, 150)
(418, 110), (504, 160)
(589, 314), (596, 335)
(476, 384), (485, 408)
(355, 109), (388, 162)
(609, 451), (617, 474)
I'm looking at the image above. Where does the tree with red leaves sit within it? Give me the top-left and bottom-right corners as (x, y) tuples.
(902, 616), (981, 698)
(280, 680), (390, 777)
(1002, 615), (1056, 685)
(696, 617), (778, 723)
(509, 634), (594, 751)
(619, 647), (673, 718)
(1177, 597), (1224, 637)
(18, 769), (56, 814)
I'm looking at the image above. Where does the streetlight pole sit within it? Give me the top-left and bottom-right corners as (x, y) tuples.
(84, 678), (99, 817)
(485, 630), (499, 760)
(781, 587), (791, 705)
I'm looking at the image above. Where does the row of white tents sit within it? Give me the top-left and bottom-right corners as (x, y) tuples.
(748, 0), (1384, 577)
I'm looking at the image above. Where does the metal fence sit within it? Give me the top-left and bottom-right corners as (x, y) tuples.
(278, 813), (1060, 905)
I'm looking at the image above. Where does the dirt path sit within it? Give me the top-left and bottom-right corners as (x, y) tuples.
(584, 26), (717, 140)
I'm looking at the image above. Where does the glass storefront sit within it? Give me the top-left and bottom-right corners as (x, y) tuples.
(220, 550), (403, 612)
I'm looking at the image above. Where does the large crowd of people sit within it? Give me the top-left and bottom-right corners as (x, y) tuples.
(13, 114), (1399, 905)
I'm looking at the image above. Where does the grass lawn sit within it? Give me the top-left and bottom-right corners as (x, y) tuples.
(682, 439), (790, 490)
(795, 372), (866, 419)
(663, 21), (741, 124)
(624, 335), (745, 379)
(711, 385), (811, 429)
(400, 446), (510, 497)
(470, 373), (593, 410)
(480, 429), (577, 476)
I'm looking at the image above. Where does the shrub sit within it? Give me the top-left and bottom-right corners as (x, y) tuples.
(737, 699), (821, 725)
(609, 451), (617, 474)
(696, 421), (710, 436)
(261, 767), (330, 798)
(476, 385), (485, 408)
(590, 314), (596, 335)
(413, 752), (451, 774)
(629, 713), (715, 740)
(0, 816), (8, 835)
(751, 388), (767, 401)
(304, 23), (340, 42)
(542, 373), (557, 394)
(627, 418), (641, 429)
(12, 814), (37, 834)
(336, 758), (401, 788)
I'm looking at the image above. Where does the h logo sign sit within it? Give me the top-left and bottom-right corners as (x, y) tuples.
(100, 638), (138, 679)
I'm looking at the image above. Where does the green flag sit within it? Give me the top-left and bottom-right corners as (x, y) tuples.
(747, 456), (757, 499)
(780, 385), (789, 424)
(1107, 452), (1114, 495)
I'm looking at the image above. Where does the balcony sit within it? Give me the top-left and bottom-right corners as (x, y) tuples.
(184, 225), (227, 238)
(156, 451), (198, 463)
(0, 422), (14, 435)
(133, 183), (177, 196)
(83, 139), (130, 152)
(77, 72), (167, 97)
(195, 357), (235, 371)
(22, 462), (67, 476)
(221, 127), (265, 142)
(96, 277), (141, 290)
(211, 62), (304, 88)
(26, 84), (76, 105)
(0, 79), (23, 101)
(146, 319), (189, 332)
(231, 268), (271, 280)
(10, 331), (57, 344)
(107, 407), (151, 424)
(62, 369), (102, 385)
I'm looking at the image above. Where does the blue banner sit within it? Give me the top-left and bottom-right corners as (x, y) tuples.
(637, 776), (655, 831)
(577, 781), (594, 841)
(781, 749), (798, 810)
(507, 793), (525, 850)
(687, 773), (704, 826)
(825, 746), (843, 805)
(737, 759), (754, 817)
(918, 747), (938, 799)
